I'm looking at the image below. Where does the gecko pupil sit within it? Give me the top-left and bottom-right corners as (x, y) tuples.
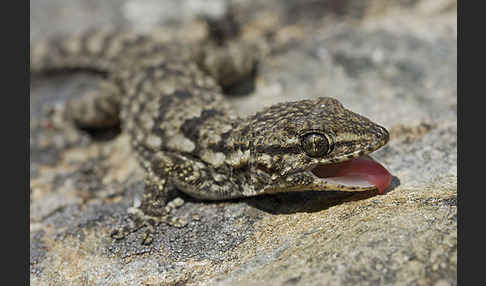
(301, 133), (330, 157)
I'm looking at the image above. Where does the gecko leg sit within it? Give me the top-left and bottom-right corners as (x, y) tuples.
(111, 172), (187, 245)
(64, 79), (121, 129)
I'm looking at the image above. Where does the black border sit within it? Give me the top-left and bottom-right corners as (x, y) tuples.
(26, 0), (30, 283)
(459, 0), (479, 285)
(4, 0), (29, 283)
(27, 0), (31, 282)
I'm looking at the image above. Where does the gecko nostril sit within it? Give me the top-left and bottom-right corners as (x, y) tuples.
(378, 126), (390, 143)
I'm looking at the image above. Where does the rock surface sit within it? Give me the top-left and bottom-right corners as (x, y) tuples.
(30, 0), (457, 285)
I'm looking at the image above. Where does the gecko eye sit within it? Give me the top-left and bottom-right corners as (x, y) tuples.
(301, 132), (331, 158)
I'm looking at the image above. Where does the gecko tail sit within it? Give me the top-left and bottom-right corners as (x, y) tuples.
(30, 28), (150, 74)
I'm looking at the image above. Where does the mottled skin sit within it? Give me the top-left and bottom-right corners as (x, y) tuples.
(31, 28), (389, 244)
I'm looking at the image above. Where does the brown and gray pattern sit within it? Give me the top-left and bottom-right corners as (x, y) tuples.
(30, 1), (457, 285)
(31, 27), (389, 244)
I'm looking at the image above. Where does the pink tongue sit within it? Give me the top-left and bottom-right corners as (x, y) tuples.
(313, 156), (392, 194)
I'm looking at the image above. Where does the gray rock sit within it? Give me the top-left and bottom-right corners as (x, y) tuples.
(30, 0), (457, 285)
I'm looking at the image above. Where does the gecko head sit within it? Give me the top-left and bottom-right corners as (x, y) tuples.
(250, 97), (391, 195)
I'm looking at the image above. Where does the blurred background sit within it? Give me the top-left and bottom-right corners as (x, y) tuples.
(30, 1), (457, 285)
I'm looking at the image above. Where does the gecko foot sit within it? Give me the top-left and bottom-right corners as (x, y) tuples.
(110, 197), (188, 245)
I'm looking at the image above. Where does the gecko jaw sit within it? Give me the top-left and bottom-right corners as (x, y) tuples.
(308, 155), (391, 194)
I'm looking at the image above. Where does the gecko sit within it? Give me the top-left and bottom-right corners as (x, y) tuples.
(31, 27), (391, 244)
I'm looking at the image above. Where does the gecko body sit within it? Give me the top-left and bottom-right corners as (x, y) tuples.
(31, 28), (390, 243)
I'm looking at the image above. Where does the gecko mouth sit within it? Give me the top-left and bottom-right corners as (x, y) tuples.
(309, 155), (392, 194)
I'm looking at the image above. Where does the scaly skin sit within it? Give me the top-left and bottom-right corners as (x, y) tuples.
(31, 27), (389, 244)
